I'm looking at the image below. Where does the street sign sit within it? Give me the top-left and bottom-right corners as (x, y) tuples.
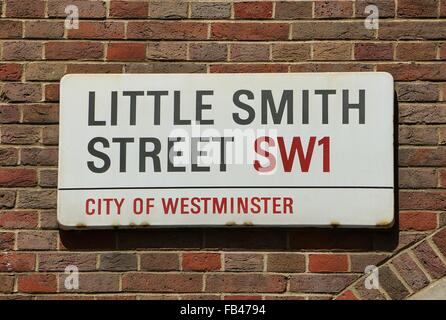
(58, 73), (394, 228)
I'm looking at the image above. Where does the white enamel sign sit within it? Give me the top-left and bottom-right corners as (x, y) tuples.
(58, 73), (394, 229)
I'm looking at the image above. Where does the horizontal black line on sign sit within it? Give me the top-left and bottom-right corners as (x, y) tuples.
(58, 186), (394, 191)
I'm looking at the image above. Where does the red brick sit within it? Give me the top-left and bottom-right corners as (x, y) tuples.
(18, 274), (57, 293)
(309, 254), (349, 272)
(44, 84), (60, 102)
(206, 274), (286, 293)
(399, 211), (438, 231)
(107, 43), (146, 61)
(224, 295), (262, 300)
(413, 241), (446, 279)
(398, 0), (439, 18)
(234, 2), (273, 19)
(210, 64), (288, 73)
(123, 273), (203, 293)
(399, 147), (446, 167)
(45, 42), (104, 60)
(6, 0), (45, 18)
(336, 290), (358, 300)
(68, 22), (125, 39)
(355, 0), (395, 18)
(109, 1), (148, 18)
(354, 43), (393, 60)
(0, 168), (37, 187)
(290, 63), (373, 73)
(399, 126), (438, 145)
(128, 21), (208, 40)
(396, 43), (438, 61)
(0, 64), (22, 81)
(314, 1), (353, 18)
(0, 253), (35, 271)
(59, 273), (119, 292)
(0, 210), (38, 229)
(21, 148), (58, 166)
(183, 252), (221, 271)
(399, 191), (446, 210)
(212, 23), (289, 41)
(47, 0), (106, 18)
(379, 21), (446, 40)
(377, 63), (446, 81)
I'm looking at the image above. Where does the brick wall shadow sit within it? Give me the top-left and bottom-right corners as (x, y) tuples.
(59, 91), (400, 253)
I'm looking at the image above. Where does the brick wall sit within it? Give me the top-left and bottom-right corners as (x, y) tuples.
(0, 0), (445, 300)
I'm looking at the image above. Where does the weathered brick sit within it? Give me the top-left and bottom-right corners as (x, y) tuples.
(147, 42), (187, 61)
(350, 253), (388, 273)
(234, 2), (273, 19)
(378, 63), (446, 81)
(68, 22), (125, 39)
(397, 83), (439, 102)
(109, 0), (148, 18)
(44, 84), (59, 102)
(206, 274), (286, 293)
(211, 64), (288, 73)
(289, 274), (358, 293)
(25, 63), (66, 81)
(292, 21), (375, 40)
(0, 253), (35, 272)
(0, 275), (15, 293)
(399, 191), (446, 210)
(2, 42), (43, 61)
(39, 210), (58, 230)
(399, 147), (446, 167)
(6, 0), (45, 18)
(309, 254), (349, 272)
(391, 253), (430, 291)
(0, 148), (18, 166)
(107, 43), (146, 61)
(0, 168), (37, 187)
(399, 168), (437, 189)
(39, 253), (97, 271)
(0, 210), (38, 229)
(0, 105), (20, 123)
(17, 231), (57, 250)
(16, 190), (57, 209)
(399, 104), (446, 124)
(354, 43), (393, 60)
(189, 43), (227, 61)
(126, 62), (206, 74)
(45, 42), (104, 60)
(0, 83), (42, 102)
(396, 43), (438, 61)
(399, 126), (438, 145)
(0, 64), (22, 81)
(272, 43), (310, 61)
(355, 0), (395, 18)
(191, 2), (231, 19)
(267, 253), (305, 272)
(379, 21), (446, 40)
(398, 0), (439, 18)
(24, 21), (64, 39)
(1, 126), (40, 144)
(0, 191), (16, 209)
(149, 1), (188, 19)
(0, 20), (22, 38)
(413, 241), (446, 279)
(99, 253), (137, 271)
(275, 1), (312, 19)
(140, 252), (180, 271)
(47, 0), (106, 18)
(22, 104), (59, 124)
(21, 148), (58, 166)
(229, 43), (269, 62)
(123, 273), (203, 292)
(59, 273), (120, 293)
(290, 63), (373, 73)
(314, 1), (353, 18)
(183, 252), (221, 271)
(378, 266), (410, 299)
(128, 21), (208, 40)
(313, 43), (351, 61)
(39, 170), (57, 188)
(42, 126), (59, 145)
(225, 253), (263, 272)
(212, 23), (289, 41)
(66, 63), (123, 74)
(432, 227), (446, 258)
